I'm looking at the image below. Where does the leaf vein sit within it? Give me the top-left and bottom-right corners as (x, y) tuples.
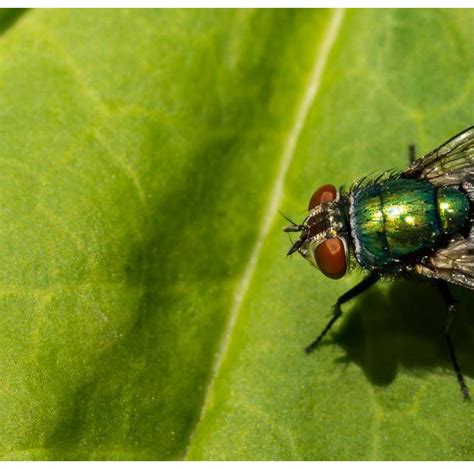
(29, 26), (149, 214)
(183, 8), (346, 458)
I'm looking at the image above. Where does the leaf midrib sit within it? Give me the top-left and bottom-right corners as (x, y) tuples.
(183, 8), (346, 458)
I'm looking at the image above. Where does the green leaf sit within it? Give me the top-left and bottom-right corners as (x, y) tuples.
(1, 9), (473, 461)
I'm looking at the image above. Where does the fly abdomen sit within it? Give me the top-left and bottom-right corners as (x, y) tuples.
(350, 178), (470, 269)
(437, 186), (470, 235)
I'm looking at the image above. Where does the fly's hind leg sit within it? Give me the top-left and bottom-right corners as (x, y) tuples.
(435, 279), (470, 400)
(305, 272), (380, 353)
(408, 144), (416, 164)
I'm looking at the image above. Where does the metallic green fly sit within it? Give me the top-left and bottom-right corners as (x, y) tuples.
(284, 126), (474, 399)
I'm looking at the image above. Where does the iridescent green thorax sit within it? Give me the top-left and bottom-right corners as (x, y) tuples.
(350, 178), (470, 269)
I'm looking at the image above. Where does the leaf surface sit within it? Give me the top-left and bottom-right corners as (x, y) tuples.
(1, 9), (473, 461)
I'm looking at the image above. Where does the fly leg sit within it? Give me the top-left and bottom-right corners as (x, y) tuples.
(305, 272), (380, 353)
(435, 279), (470, 400)
(408, 144), (416, 164)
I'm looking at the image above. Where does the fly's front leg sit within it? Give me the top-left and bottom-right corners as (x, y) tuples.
(305, 272), (381, 353)
(435, 279), (470, 400)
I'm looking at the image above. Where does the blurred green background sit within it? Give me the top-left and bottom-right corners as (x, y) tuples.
(0, 8), (473, 460)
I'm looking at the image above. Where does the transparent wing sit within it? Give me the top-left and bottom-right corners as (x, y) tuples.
(416, 231), (474, 290)
(403, 126), (474, 186)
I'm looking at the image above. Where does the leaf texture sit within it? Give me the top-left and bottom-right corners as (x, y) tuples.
(0, 8), (473, 461)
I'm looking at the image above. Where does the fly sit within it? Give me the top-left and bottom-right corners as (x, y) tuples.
(284, 126), (474, 400)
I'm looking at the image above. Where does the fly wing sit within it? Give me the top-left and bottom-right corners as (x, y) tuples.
(402, 126), (474, 186)
(416, 231), (474, 290)
(415, 178), (474, 290)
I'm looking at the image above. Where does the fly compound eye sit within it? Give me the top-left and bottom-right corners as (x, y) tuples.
(314, 237), (347, 279)
(308, 184), (337, 210)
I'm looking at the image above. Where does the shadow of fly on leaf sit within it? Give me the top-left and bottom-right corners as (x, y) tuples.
(330, 280), (474, 388)
(283, 126), (474, 400)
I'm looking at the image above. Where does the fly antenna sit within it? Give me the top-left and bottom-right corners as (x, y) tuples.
(279, 210), (304, 232)
(278, 210), (298, 226)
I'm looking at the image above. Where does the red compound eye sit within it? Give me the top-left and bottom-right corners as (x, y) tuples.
(308, 184), (337, 210)
(314, 238), (347, 279)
